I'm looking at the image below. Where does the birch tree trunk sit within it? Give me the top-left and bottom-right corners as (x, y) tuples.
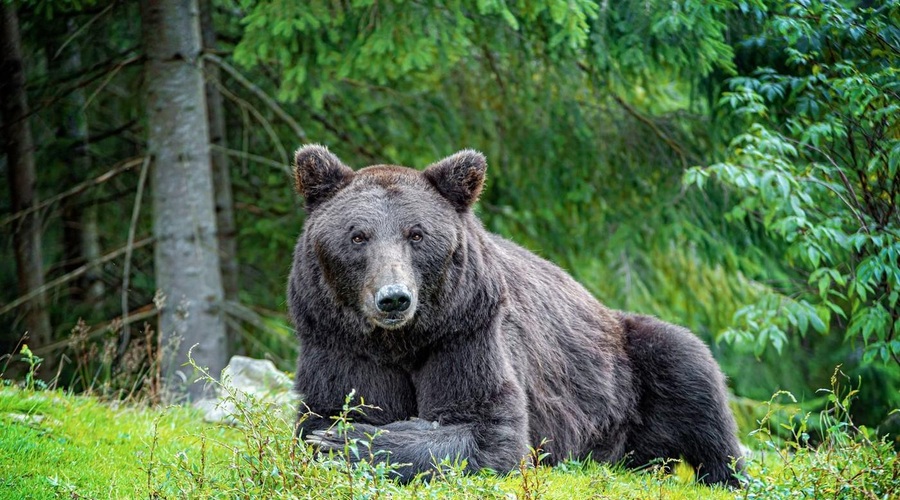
(141, 0), (228, 400)
(0, 3), (53, 353)
(200, 0), (241, 352)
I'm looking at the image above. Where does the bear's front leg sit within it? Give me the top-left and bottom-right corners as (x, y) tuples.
(305, 401), (526, 482)
(305, 416), (440, 451)
(304, 340), (530, 482)
(305, 419), (482, 481)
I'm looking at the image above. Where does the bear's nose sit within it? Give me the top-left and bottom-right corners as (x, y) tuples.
(376, 284), (412, 313)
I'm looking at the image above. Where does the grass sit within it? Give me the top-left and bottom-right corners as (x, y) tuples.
(0, 387), (235, 498)
(0, 362), (896, 499)
(0, 383), (734, 500)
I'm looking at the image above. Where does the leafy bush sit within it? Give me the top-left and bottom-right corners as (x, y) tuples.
(687, 1), (900, 371)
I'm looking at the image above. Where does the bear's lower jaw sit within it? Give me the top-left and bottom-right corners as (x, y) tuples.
(370, 315), (412, 330)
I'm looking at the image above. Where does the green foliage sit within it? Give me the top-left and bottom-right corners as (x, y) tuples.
(687, 1), (900, 370)
(233, 0), (742, 103)
(10, 0), (103, 20)
(591, 0), (741, 79)
(739, 368), (900, 499)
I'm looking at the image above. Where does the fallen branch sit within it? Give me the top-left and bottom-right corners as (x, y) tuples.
(86, 119), (138, 144)
(15, 53), (143, 128)
(0, 157), (144, 228)
(610, 93), (692, 169)
(52, 2), (116, 60)
(203, 53), (308, 142)
(0, 237), (153, 316)
(214, 78), (289, 163)
(32, 304), (158, 357)
(118, 156), (151, 357)
(211, 144), (291, 175)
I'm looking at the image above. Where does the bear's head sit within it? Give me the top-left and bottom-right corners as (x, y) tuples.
(293, 144), (486, 332)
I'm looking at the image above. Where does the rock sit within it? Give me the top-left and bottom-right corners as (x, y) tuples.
(6, 412), (44, 425)
(194, 355), (295, 424)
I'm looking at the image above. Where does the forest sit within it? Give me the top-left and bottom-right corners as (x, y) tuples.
(1, 0), (898, 498)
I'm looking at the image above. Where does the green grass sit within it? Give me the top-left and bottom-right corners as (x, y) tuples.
(0, 386), (239, 498)
(0, 378), (895, 499)
(0, 385), (733, 499)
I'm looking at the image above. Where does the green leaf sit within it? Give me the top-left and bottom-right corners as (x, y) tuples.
(809, 308), (827, 334)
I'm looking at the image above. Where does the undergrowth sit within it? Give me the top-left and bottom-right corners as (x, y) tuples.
(738, 368), (900, 499)
(0, 349), (896, 499)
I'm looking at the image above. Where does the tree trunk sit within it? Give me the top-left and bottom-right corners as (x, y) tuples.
(81, 206), (104, 311)
(59, 18), (105, 312)
(141, 0), (228, 400)
(200, 0), (241, 352)
(0, 3), (53, 354)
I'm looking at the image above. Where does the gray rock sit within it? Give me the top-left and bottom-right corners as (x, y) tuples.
(6, 412), (44, 425)
(194, 355), (295, 424)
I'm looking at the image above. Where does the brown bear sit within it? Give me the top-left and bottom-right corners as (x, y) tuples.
(288, 145), (745, 487)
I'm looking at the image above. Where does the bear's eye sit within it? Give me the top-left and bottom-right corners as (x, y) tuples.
(408, 229), (424, 242)
(351, 233), (367, 245)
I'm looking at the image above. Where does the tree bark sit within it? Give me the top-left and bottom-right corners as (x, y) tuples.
(59, 18), (105, 312)
(0, 3), (53, 354)
(141, 0), (228, 400)
(200, 0), (241, 352)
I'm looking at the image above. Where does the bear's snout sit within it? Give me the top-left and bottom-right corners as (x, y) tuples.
(365, 278), (417, 330)
(376, 284), (412, 313)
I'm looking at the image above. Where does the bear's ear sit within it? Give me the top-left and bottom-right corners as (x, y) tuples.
(294, 144), (354, 210)
(423, 150), (487, 212)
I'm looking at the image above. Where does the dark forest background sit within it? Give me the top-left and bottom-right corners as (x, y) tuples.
(1, 0), (898, 435)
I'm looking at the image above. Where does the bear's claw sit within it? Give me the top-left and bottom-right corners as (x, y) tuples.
(305, 430), (345, 451)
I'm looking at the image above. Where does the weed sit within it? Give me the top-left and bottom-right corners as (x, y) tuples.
(46, 474), (80, 498)
(20, 344), (46, 391)
(137, 415), (163, 499)
(740, 367), (900, 499)
(517, 438), (550, 500)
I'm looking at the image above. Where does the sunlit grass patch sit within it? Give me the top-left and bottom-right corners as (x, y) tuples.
(0, 364), (896, 499)
(0, 383), (737, 499)
(0, 386), (239, 498)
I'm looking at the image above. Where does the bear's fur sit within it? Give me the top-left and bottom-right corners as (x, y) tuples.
(288, 145), (745, 487)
